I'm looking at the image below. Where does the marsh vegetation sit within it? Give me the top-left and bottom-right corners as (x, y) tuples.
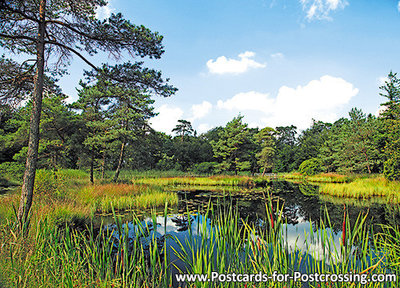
(1, 171), (400, 287)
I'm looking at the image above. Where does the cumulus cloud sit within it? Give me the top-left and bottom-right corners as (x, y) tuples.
(206, 51), (266, 75)
(197, 123), (212, 134)
(150, 104), (184, 134)
(96, 1), (114, 20)
(191, 101), (212, 120)
(217, 91), (274, 111)
(300, 0), (348, 20)
(398, 1), (400, 12)
(217, 75), (358, 129)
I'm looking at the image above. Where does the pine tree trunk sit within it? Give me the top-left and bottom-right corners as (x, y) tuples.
(17, 0), (46, 227)
(113, 142), (126, 182)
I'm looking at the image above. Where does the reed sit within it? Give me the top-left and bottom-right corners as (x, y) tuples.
(0, 207), (169, 288)
(171, 195), (393, 287)
(0, 197), (397, 287)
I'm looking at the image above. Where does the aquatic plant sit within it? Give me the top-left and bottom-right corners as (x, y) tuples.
(0, 198), (397, 287)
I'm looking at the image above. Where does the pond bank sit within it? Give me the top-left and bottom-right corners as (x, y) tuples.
(1, 170), (400, 287)
(283, 172), (400, 203)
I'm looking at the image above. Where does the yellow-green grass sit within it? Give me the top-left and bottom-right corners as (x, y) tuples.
(2, 197), (397, 287)
(58, 168), (90, 186)
(0, 172), (178, 228)
(283, 172), (353, 183)
(74, 183), (178, 213)
(0, 189), (19, 223)
(167, 184), (269, 194)
(0, 188), (91, 231)
(319, 193), (393, 207)
(320, 176), (400, 202)
(133, 175), (271, 187)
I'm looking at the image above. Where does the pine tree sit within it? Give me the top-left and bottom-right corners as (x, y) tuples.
(255, 127), (276, 175)
(0, 0), (168, 227)
(211, 115), (250, 174)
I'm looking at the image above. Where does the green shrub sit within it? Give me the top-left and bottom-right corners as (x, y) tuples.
(193, 162), (217, 174)
(156, 154), (181, 171)
(0, 161), (24, 182)
(384, 157), (400, 181)
(298, 158), (322, 176)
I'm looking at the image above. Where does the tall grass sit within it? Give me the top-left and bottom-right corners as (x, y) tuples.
(133, 176), (271, 187)
(0, 206), (169, 288)
(320, 177), (400, 202)
(0, 170), (178, 228)
(103, 169), (192, 182)
(75, 183), (178, 213)
(284, 172), (353, 183)
(172, 198), (389, 287)
(0, 198), (398, 287)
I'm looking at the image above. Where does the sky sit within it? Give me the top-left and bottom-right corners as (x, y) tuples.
(28, 0), (400, 134)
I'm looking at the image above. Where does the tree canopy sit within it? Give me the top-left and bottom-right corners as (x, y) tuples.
(0, 0), (175, 227)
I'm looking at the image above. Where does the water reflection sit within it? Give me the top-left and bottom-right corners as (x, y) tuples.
(104, 180), (399, 287)
(170, 180), (400, 234)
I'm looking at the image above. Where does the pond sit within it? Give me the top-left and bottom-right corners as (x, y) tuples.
(103, 180), (400, 287)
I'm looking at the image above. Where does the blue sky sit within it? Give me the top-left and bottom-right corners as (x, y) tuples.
(54, 0), (400, 134)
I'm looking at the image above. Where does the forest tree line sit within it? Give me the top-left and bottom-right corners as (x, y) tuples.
(1, 71), (400, 181)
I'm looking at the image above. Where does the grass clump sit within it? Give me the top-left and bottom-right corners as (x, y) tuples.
(173, 198), (389, 287)
(75, 183), (178, 213)
(284, 172), (353, 183)
(133, 175), (271, 187)
(0, 197), (398, 287)
(104, 169), (192, 181)
(0, 208), (169, 288)
(320, 176), (400, 202)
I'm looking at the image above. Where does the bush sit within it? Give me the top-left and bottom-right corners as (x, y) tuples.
(298, 158), (322, 176)
(0, 161), (24, 183)
(384, 157), (400, 181)
(193, 162), (217, 174)
(156, 154), (181, 171)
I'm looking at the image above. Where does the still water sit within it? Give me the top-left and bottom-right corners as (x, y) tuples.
(104, 180), (399, 287)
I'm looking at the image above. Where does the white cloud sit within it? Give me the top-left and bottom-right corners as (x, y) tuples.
(300, 0), (348, 20)
(217, 75), (358, 129)
(96, 1), (114, 20)
(217, 91), (274, 111)
(150, 104), (184, 134)
(191, 101), (212, 120)
(270, 52), (284, 59)
(197, 123), (212, 134)
(398, 1), (400, 12)
(206, 51), (266, 75)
